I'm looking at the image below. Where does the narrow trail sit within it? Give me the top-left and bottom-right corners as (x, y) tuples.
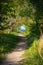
(1, 34), (27, 65)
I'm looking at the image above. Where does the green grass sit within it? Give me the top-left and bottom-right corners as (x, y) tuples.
(22, 33), (43, 65)
(0, 32), (19, 63)
(0, 23), (43, 64)
(9, 32), (18, 35)
(21, 22), (43, 65)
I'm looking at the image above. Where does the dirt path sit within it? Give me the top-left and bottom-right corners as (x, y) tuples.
(1, 34), (27, 65)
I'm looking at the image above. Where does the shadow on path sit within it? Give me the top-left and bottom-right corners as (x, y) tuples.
(1, 34), (27, 65)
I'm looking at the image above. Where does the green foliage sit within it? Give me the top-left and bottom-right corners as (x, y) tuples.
(22, 36), (43, 65)
(0, 33), (19, 62)
(22, 40), (43, 65)
(21, 22), (43, 65)
(0, 0), (43, 33)
(0, 0), (43, 64)
(0, 0), (16, 30)
(0, 33), (18, 54)
(0, 0), (36, 31)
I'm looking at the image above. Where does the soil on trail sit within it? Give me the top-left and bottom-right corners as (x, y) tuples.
(1, 34), (27, 65)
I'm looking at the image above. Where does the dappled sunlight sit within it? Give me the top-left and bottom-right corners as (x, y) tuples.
(22, 39), (43, 65)
(0, 33), (19, 63)
(21, 22), (42, 65)
(0, 33), (27, 65)
(0, 0), (43, 65)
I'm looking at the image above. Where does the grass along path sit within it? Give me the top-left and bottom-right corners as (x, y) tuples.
(1, 34), (27, 65)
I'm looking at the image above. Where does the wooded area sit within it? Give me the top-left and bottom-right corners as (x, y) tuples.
(0, 0), (43, 65)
